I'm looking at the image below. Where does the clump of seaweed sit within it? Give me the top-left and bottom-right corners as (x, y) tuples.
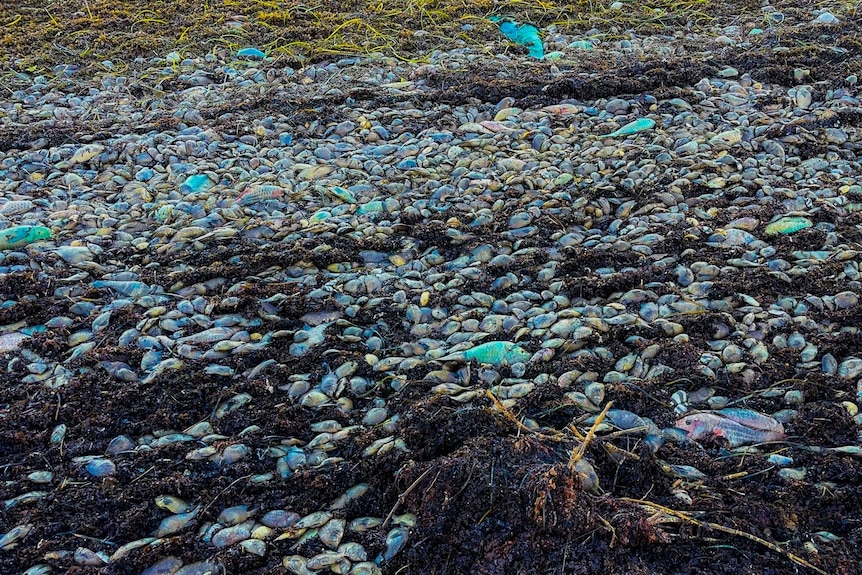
(2, 0), (724, 85)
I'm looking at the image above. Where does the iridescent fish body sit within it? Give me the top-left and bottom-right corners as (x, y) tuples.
(357, 201), (385, 215)
(0, 332), (29, 353)
(326, 186), (356, 204)
(179, 174), (214, 194)
(764, 216), (813, 235)
(709, 128), (742, 147)
(0, 225), (52, 250)
(92, 280), (152, 298)
(236, 185), (286, 206)
(237, 47), (266, 59)
(605, 118), (656, 138)
(676, 411), (786, 447)
(542, 104), (580, 115)
(460, 341), (531, 366)
(0, 200), (34, 217)
(715, 408), (786, 433)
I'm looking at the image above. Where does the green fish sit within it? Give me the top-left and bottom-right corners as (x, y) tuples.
(0, 226), (53, 251)
(308, 209), (332, 224)
(461, 341), (531, 366)
(764, 216), (812, 235)
(605, 118), (655, 138)
(327, 186), (356, 204)
(357, 200), (385, 215)
(496, 20), (544, 59)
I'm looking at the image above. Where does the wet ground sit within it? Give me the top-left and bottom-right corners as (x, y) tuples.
(2, 1), (862, 575)
(3, 195), (861, 573)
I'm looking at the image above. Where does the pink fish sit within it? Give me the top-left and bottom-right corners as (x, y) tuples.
(676, 411), (786, 447)
(235, 185), (286, 206)
(715, 408), (785, 434)
(0, 332), (29, 353)
(479, 121), (515, 133)
(542, 104), (580, 115)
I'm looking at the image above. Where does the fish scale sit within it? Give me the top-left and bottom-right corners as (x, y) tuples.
(441, 341), (531, 366)
(676, 412), (786, 447)
(235, 185), (286, 205)
(0, 225), (52, 250)
(716, 408), (785, 433)
(0, 200), (34, 216)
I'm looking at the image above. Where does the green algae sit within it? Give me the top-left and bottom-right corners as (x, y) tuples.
(0, 0), (718, 84)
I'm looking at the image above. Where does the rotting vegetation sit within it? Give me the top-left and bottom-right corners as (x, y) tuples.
(2, 0), (843, 84)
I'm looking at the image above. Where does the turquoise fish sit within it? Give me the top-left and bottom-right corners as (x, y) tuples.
(605, 118), (656, 138)
(308, 209), (332, 224)
(236, 47), (266, 60)
(327, 186), (356, 204)
(459, 341), (531, 366)
(495, 19), (544, 59)
(179, 174), (214, 194)
(357, 200), (385, 215)
(0, 226), (53, 250)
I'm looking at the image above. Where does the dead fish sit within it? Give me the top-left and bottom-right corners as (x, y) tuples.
(318, 518), (346, 549)
(236, 184), (287, 205)
(156, 506), (200, 537)
(542, 103), (580, 115)
(0, 199), (34, 216)
(675, 412), (785, 447)
(69, 143), (104, 164)
(110, 537), (160, 562)
(0, 523), (32, 550)
(155, 495), (191, 514)
(376, 527), (408, 563)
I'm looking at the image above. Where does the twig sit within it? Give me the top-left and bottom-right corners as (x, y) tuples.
(129, 465), (155, 484)
(485, 389), (563, 442)
(568, 423), (586, 441)
(382, 466), (434, 528)
(602, 442), (641, 462)
(476, 506), (495, 526)
(602, 425), (649, 439)
(596, 514), (617, 547)
(720, 466), (773, 481)
(55, 532), (117, 546)
(620, 379), (672, 407)
(619, 497), (827, 575)
(201, 474), (252, 516)
(568, 401), (613, 471)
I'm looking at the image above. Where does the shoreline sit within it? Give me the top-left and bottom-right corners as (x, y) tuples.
(2, 3), (862, 574)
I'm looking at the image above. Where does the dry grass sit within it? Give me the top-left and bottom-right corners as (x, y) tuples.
(0, 0), (720, 77)
(4, 0), (856, 88)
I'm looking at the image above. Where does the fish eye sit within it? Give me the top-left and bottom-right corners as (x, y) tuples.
(684, 419), (692, 425)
